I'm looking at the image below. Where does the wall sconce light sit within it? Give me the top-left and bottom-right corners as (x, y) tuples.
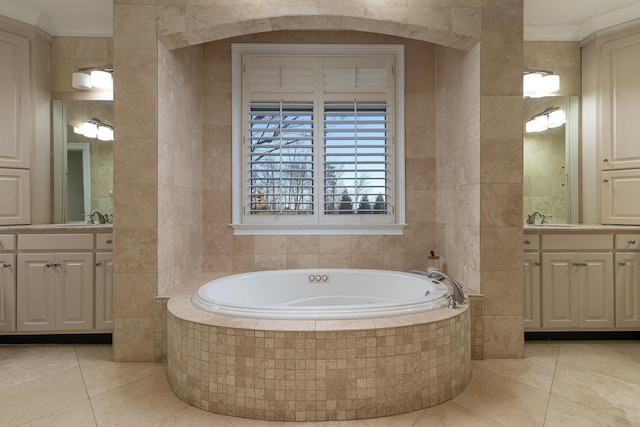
(73, 118), (114, 141)
(523, 70), (560, 98)
(525, 107), (565, 133)
(72, 66), (113, 91)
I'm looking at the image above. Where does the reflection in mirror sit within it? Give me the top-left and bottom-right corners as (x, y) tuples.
(52, 100), (113, 224)
(523, 96), (579, 224)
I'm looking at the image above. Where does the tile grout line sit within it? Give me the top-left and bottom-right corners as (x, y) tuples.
(541, 341), (562, 426)
(73, 344), (100, 427)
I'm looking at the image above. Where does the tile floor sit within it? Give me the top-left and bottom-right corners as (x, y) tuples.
(0, 341), (638, 426)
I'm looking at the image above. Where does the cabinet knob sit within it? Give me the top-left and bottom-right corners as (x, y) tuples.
(603, 178), (609, 183)
(629, 240), (637, 245)
(572, 262), (581, 266)
(96, 262), (103, 267)
(534, 262), (541, 266)
(46, 263), (53, 268)
(1, 263), (10, 268)
(581, 261), (588, 267)
(524, 240), (531, 245)
(106, 239), (113, 244)
(619, 261), (627, 266)
(603, 157), (609, 162)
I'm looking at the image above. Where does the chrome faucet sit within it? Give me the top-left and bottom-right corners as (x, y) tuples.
(408, 267), (466, 309)
(425, 268), (466, 308)
(90, 210), (107, 224)
(526, 211), (552, 225)
(525, 211), (543, 224)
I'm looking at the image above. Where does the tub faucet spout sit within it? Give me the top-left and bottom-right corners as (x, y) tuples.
(424, 268), (465, 308)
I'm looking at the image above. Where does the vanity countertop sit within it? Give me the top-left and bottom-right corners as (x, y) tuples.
(0, 224), (113, 233)
(525, 224), (640, 232)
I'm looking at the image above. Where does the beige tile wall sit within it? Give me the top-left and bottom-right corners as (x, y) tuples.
(201, 32), (438, 274)
(478, 1), (525, 359)
(113, 0), (524, 361)
(157, 43), (203, 295)
(156, 1), (482, 51)
(51, 37), (112, 100)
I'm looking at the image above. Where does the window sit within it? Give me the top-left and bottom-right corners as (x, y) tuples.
(232, 44), (405, 235)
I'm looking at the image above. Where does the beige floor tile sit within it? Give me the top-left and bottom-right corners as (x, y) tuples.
(362, 410), (423, 426)
(0, 367), (89, 426)
(225, 416), (286, 426)
(0, 344), (78, 391)
(150, 406), (235, 426)
(544, 395), (635, 427)
(413, 401), (504, 427)
(469, 342), (559, 392)
(452, 365), (550, 427)
(19, 399), (97, 427)
(91, 369), (189, 427)
(551, 361), (640, 424)
(557, 341), (640, 386)
(74, 344), (166, 397)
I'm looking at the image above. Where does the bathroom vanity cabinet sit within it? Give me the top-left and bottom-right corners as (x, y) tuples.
(95, 234), (114, 330)
(615, 234), (640, 327)
(0, 227), (113, 335)
(523, 235), (541, 329)
(0, 30), (31, 225)
(524, 227), (640, 332)
(0, 234), (17, 332)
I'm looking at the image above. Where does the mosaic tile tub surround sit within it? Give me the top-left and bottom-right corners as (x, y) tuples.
(166, 294), (471, 421)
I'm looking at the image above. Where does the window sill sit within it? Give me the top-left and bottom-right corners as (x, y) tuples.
(230, 223), (407, 235)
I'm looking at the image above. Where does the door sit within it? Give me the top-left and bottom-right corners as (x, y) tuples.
(615, 252), (640, 327)
(0, 168), (30, 225)
(523, 252), (541, 329)
(95, 253), (113, 330)
(578, 252), (614, 328)
(600, 32), (640, 170)
(542, 252), (578, 328)
(17, 253), (56, 331)
(55, 253), (93, 330)
(0, 30), (30, 169)
(0, 253), (15, 331)
(601, 169), (640, 225)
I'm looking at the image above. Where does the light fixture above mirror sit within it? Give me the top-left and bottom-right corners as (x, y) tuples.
(523, 70), (560, 98)
(72, 66), (113, 91)
(73, 118), (114, 141)
(525, 106), (565, 133)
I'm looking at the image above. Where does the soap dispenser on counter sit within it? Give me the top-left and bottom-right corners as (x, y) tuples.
(426, 250), (440, 270)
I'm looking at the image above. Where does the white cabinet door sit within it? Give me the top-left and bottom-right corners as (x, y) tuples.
(0, 30), (30, 169)
(56, 253), (93, 331)
(523, 252), (541, 329)
(600, 32), (640, 171)
(601, 169), (640, 225)
(17, 253), (56, 331)
(0, 168), (30, 225)
(542, 253), (578, 328)
(578, 252), (614, 328)
(95, 253), (113, 330)
(615, 252), (640, 328)
(0, 253), (16, 331)
(17, 252), (94, 331)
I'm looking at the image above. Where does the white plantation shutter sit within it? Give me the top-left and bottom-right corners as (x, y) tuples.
(323, 101), (390, 215)
(234, 45), (404, 234)
(248, 101), (314, 215)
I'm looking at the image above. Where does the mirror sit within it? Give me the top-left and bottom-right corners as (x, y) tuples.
(52, 99), (113, 223)
(523, 96), (579, 224)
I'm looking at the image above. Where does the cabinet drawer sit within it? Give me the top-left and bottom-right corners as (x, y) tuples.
(524, 234), (539, 250)
(616, 234), (640, 250)
(96, 234), (114, 250)
(542, 234), (613, 250)
(0, 234), (16, 250)
(18, 234), (93, 251)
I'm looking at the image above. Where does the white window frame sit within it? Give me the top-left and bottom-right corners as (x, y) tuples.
(231, 44), (406, 235)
